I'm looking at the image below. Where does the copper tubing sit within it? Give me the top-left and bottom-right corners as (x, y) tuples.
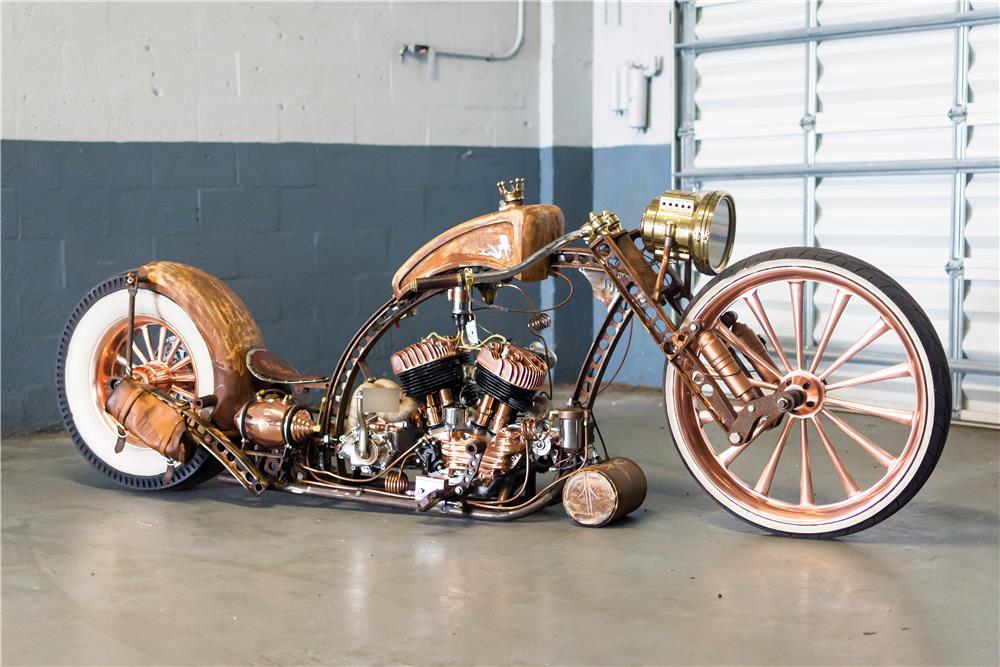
(730, 322), (782, 384)
(697, 329), (762, 403)
(251, 478), (566, 521)
(383, 470), (410, 495)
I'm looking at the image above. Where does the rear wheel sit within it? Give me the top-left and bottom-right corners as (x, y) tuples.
(56, 274), (220, 490)
(664, 248), (950, 537)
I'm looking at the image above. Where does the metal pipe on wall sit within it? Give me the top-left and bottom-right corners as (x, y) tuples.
(400, 0), (525, 63)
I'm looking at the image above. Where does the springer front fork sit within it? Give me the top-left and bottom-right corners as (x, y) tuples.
(583, 226), (803, 445)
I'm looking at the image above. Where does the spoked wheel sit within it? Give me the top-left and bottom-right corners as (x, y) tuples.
(57, 274), (220, 490)
(665, 248), (950, 537)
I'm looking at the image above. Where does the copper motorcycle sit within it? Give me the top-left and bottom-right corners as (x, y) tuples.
(56, 179), (950, 536)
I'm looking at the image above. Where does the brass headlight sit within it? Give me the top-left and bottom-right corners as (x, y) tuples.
(639, 189), (736, 276)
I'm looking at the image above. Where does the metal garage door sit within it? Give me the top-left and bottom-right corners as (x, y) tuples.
(674, 0), (1000, 423)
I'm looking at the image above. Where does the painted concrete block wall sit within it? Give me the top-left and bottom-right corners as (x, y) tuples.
(2, 1), (540, 146)
(1, 1), (676, 433)
(1, 1), (547, 434)
(590, 2), (675, 388)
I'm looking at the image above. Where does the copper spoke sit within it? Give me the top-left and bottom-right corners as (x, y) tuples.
(140, 325), (154, 362)
(172, 386), (196, 400)
(826, 362), (912, 392)
(817, 317), (890, 381)
(131, 342), (149, 366)
(822, 408), (896, 468)
(169, 356), (192, 372)
(824, 397), (914, 427)
(812, 415), (861, 498)
(115, 354), (130, 368)
(789, 280), (805, 370)
(754, 418), (794, 495)
(718, 442), (750, 468)
(164, 337), (181, 364)
(808, 289), (851, 374)
(156, 326), (166, 362)
(799, 421), (814, 506)
(716, 324), (784, 380)
(744, 290), (793, 373)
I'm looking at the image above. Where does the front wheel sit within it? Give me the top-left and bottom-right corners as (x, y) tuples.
(664, 247), (950, 538)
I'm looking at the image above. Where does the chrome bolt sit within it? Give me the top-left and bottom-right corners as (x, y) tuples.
(728, 433), (741, 444)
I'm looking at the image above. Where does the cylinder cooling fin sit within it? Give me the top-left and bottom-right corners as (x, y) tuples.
(474, 341), (547, 412)
(390, 338), (465, 399)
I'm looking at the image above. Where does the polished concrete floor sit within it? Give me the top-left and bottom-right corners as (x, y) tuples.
(2, 388), (998, 666)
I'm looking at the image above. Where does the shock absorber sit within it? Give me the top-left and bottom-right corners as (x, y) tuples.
(696, 329), (762, 403)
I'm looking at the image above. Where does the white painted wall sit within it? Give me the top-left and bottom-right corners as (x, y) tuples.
(1, 1), (540, 147)
(590, 0), (675, 148)
(538, 0), (592, 147)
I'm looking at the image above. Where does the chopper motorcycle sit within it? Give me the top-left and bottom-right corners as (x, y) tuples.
(56, 179), (950, 536)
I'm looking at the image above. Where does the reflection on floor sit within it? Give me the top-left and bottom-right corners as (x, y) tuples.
(2, 387), (997, 666)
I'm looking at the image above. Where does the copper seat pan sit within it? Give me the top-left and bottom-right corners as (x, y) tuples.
(246, 349), (328, 385)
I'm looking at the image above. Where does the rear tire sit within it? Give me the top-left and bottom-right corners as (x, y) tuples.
(56, 274), (221, 490)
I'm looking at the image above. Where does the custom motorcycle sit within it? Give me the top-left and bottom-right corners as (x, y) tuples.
(57, 179), (950, 536)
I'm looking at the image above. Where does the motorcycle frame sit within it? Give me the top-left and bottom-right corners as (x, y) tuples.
(316, 225), (772, 458)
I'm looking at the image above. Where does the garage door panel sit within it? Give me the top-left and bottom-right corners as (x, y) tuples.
(816, 31), (954, 162)
(694, 0), (806, 41)
(968, 24), (999, 158)
(687, 1), (999, 422)
(817, 0), (952, 26)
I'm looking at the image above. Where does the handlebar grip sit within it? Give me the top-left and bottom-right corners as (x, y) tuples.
(408, 273), (464, 294)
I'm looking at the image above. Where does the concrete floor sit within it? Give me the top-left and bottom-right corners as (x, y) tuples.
(2, 388), (998, 666)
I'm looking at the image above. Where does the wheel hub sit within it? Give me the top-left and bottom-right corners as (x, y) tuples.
(130, 361), (176, 390)
(777, 371), (825, 418)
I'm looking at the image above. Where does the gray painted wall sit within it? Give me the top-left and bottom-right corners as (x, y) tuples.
(1, 140), (542, 434)
(591, 144), (673, 388)
(1, 140), (670, 434)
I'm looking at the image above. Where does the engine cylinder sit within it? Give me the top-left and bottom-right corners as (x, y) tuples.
(391, 338), (465, 400)
(474, 341), (547, 412)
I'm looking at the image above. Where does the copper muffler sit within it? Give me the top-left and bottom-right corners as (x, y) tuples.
(562, 457), (647, 527)
(105, 377), (193, 462)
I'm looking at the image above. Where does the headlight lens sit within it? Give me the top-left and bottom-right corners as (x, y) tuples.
(639, 189), (736, 275)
